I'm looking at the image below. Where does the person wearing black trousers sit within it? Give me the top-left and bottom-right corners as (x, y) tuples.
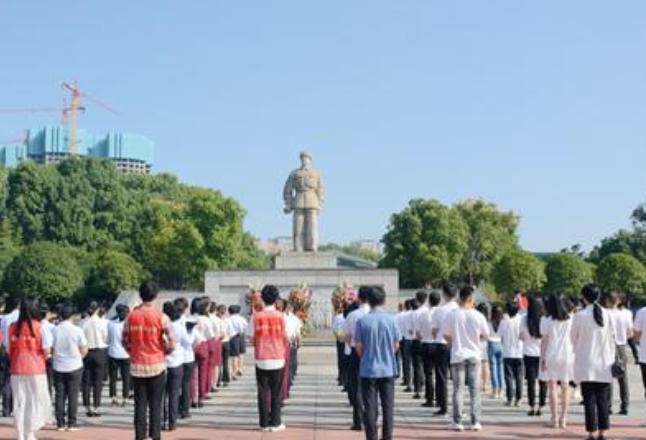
(333, 309), (347, 388)
(606, 293), (633, 415)
(217, 304), (231, 387)
(430, 284), (459, 417)
(108, 305), (131, 407)
(419, 291), (441, 408)
(499, 302), (524, 407)
(162, 302), (188, 432)
(344, 287), (372, 431)
(174, 297), (197, 420)
(520, 295), (547, 416)
(411, 292), (428, 400)
(81, 302), (109, 417)
(399, 300), (414, 392)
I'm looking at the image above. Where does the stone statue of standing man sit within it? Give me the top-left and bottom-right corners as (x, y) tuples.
(283, 151), (324, 252)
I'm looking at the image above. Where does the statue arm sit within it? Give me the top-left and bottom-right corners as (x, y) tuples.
(283, 172), (294, 210)
(317, 173), (325, 207)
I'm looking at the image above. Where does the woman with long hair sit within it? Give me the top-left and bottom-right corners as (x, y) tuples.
(487, 305), (504, 399)
(9, 297), (52, 440)
(192, 297), (215, 407)
(571, 285), (615, 440)
(475, 303), (490, 394)
(108, 304), (131, 407)
(540, 293), (574, 429)
(162, 301), (188, 432)
(81, 301), (109, 417)
(521, 295), (547, 416)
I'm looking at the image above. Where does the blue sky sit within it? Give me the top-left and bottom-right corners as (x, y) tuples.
(1, 1), (646, 252)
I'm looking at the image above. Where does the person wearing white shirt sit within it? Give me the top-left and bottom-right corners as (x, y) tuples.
(285, 305), (302, 390)
(520, 296), (547, 416)
(499, 302), (524, 407)
(81, 302), (109, 417)
(172, 297), (198, 420)
(442, 286), (489, 432)
(411, 291), (429, 400)
(228, 305), (248, 379)
(420, 291), (440, 408)
(632, 300), (646, 427)
(40, 304), (56, 397)
(605, 292), (632, 415)
(108, 305), (130, 407)
(216, 304), (232, 387)
(571, 285), (616, 440)
(397, 301), (413, 391)
(344, 288), (371, 431)
(192, 297), (215, 407)
(487, 306), (504, 399)
(0, 306), (19, 417)
(430, 284), (460, 417)
(162, 302), (189, 431)
(333, 310), (346, 388)
(540, 294), (574, 429)
(52, 305), (88, 431)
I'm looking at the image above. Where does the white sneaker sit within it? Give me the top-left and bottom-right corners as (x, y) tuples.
(260, 427), (271, 432)
(271, 424), (286, 432)
(470, 422), (482, 431)
(449, 422), (464, 432)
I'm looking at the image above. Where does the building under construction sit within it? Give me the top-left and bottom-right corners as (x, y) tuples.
(0, 125), (154, 174)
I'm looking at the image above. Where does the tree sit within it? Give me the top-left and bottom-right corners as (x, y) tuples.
(0, 219), (20, 282)
(544, 253), (595, 296)
(2, 242), (84, 304)
(454, 199), (519, 286)
(492, 247), (546, 294)
(381, 199), (468, 288)
(596, 253), (646, 298)
(85, 250), (147, 304)
(590, 229), (646, 265)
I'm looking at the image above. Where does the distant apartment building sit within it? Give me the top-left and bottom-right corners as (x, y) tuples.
(0, 125), (154, 174)
(256, 236), (293, 255)
(349, 239), (383, 255)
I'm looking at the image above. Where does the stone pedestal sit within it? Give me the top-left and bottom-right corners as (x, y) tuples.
(274, 252), (339, 269)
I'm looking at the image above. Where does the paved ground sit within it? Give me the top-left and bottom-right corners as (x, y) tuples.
(0, 346), (645, 439)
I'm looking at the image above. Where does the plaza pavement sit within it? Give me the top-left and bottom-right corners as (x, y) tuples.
(0, 345), (645, 440)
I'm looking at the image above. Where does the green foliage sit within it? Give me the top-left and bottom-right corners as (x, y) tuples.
(545, 253), (595, 296)
(1, 157), (266, 295)
(381, 199), (469, 288)
(319, 243), (381, 262)
(85, 250), (147, 304)
(590, 229), (646, 265)
(455, 199), (519, 285)
(492, 247), (546, 294)
(596, 253), (646, 298)
(2, 242), (85, 303)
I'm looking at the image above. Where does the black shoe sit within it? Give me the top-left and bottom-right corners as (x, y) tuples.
(619, 409), (628, 416)
(527, 410), (536, 416)
(536, 408), (542, 416)
(413, 393), (421, 400)
(404, 387), (413, 393)
(421, 401), (434, 408)
(433, 410), (447, 417)
(350, 425), (362, 431)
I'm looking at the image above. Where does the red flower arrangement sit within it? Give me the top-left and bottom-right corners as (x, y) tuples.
(288, 283), (312, 335)
(245, 283), (264, 316)
(331, 281), (356, 312)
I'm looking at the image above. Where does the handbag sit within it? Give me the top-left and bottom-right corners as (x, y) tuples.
(611, 352), (626, 379)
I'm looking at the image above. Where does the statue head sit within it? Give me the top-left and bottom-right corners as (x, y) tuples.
(300, 151), (313, 169)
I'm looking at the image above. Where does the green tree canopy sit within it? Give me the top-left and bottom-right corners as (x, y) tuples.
(455, 199), (519, 286)
(381, 199), (469, 288)
(492, 247), (546, 294)
(2, 242), (85, 304)
(544, 253), (595, 296)
(85, 250), (147, 304)
(596, 253), (646, 298)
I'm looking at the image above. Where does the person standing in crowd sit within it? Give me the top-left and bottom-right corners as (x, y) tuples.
(431, 284), (460, 417)
(217, 304), (232, 388)
(174, 297), (199, 420)
(520, 295), (547, 417)
(333, 307), (347, 389)
(123, 282), (176, 440)
(571, 285), (616, 440)
(398, 300), (413, 392)
(476, 303), (490, 395)
(540, 293), (574, 429)
(162, 302), (187, 432)
(39, 304), (55, 396)
(419, 291), (440, 408)
(285, 302), (302, 392)
(605, 292), (632, 415)
(355, 286), (401, 440)
(253, 285), (288, 433)
(487, 305), (504, 399)
(52, 304), (88, 432)
(228, 305), (247, 379)
(632, 296), (646, 427)
(411, 291), (428, 400)
(442, 286), (489, 432)
(81, 301), (108, 418)
(108, 304), (131, 407)
(343, 301), (360, 404)
(193, 297), (216, 407)
(1, 299), (19, 417)
(9, 297), (53, 440)
(345, 286), (372, 431)
(499, 301), (523, 407)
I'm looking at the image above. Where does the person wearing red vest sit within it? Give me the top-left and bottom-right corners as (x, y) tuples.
(9, 297), (52, 440)
(123, 282), (175, 440)
(253, 285), (288, 432)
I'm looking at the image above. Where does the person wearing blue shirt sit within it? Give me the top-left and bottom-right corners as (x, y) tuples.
(355, 286), (401, 440)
